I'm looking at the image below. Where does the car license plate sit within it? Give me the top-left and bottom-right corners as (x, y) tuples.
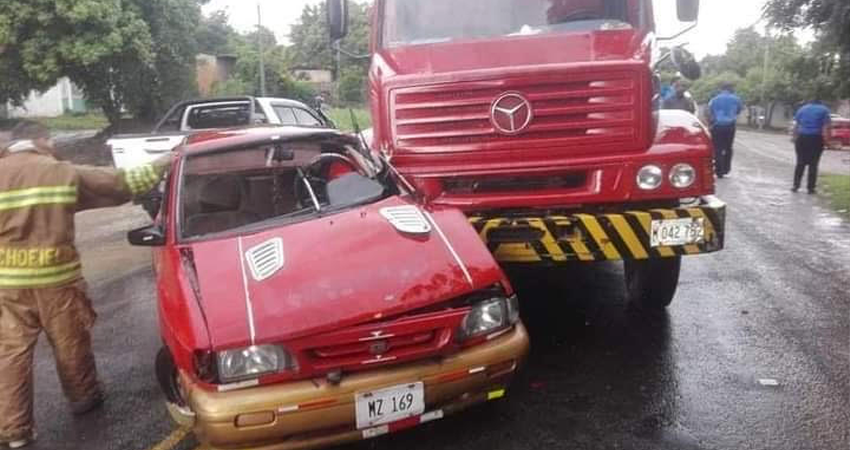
(650, 218), (705, 247)
(355, 382), (425, 429)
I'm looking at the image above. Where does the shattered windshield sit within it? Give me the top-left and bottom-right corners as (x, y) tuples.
(382, 0), (639, 47)
(179, 140), (386, 239)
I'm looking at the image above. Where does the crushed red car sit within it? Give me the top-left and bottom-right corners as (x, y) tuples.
(128, 126), (529, 450)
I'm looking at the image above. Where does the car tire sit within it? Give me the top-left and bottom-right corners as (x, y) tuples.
(624, 256), (681, 310)
(155, 347), (186, 407)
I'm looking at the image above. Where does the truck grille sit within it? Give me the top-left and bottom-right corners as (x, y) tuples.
(391, 69), (646, 153)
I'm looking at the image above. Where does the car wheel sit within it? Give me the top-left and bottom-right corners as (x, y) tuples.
(624, 256), (682, 310)
(155, 347), (185, 406)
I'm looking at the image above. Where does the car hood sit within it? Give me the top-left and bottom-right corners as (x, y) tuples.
(186, 196), (503, 350)
(377, 29), (645, 76)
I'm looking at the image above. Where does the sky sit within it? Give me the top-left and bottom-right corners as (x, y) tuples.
(203, 0), (776, 58)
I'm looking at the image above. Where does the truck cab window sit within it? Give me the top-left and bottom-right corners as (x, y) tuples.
(158, 106), (186, 132)
(383, 0), (636, 47)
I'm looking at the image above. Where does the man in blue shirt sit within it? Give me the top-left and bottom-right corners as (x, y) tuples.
(792, 100), (832, 193)
(707, 84), (744, 178)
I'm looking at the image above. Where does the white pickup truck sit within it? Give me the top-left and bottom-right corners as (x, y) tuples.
(107, 96), (334, 216)
(108, 96), (334, 170)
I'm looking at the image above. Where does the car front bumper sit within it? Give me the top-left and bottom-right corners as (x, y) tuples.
(469, 196), (726, 263)
(179, 323), (530, 450)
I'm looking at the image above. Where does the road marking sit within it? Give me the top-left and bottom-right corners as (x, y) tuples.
(147, 427), (192, 450)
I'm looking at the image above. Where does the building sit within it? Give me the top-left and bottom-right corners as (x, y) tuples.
(6, 78), (87, 118)
(196, 54), (238, 97)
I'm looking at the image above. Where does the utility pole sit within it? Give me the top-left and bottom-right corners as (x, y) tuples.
(257, 2), (266, 97)
(759, 26), (770, 130)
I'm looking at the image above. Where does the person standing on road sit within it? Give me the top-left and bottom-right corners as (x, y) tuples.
(791, 100), (832, 194)
(662, 77), (697, 114)
(707, 83), (744, 178)
(0, 121), (172, 449)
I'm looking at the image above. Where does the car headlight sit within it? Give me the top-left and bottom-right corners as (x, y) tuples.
(669, 163), (696, 189)
(217, 345), (297, 383)
(458, 294), (520, 341)
(636, 165), (664, 190)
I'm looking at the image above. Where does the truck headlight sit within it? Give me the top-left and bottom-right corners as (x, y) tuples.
(217, 345), (297, 383)
(669, 163), (696, 189)
(458, 295), (520, 341)
(637, 165), (664, 190)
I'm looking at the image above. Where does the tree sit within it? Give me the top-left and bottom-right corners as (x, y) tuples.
(288, 1), (371, 78)
(764, 0), (850, 97)
(0, 0), (203, 126)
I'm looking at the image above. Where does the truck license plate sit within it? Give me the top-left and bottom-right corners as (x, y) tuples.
(650, 218), (705, 247)
(355, 382), (425, 429)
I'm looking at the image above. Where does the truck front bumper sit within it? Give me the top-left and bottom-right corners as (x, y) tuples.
(469, 196), (726, 263)
(179, 324), (529, 450)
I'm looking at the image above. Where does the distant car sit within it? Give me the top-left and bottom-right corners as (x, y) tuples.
(788, 114), (850, 149)
(107, 96), (334, 216)
(128, 126), (529, 450)
(829, 115), (850, 149)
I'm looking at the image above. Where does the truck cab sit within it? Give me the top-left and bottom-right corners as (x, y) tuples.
(328, 0), (725, 309)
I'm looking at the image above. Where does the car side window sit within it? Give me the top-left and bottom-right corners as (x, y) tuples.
(253, 100), (268, 124)
(293, 108), (322, 127)
(158, 106), (186, 132)
(273, 106), (298, 125)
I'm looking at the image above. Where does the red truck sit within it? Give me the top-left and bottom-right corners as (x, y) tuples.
(329, 0), (725, 309)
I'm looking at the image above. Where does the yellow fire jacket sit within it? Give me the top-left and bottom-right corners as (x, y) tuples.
(0, 142), (168, 288)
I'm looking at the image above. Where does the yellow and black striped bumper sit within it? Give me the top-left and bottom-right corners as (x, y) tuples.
(469, 196), (726, 263)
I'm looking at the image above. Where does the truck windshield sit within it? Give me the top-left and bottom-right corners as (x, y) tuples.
(382, 0), (639, 47)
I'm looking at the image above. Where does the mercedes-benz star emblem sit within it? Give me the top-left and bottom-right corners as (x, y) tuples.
(491, 92), (533, 135)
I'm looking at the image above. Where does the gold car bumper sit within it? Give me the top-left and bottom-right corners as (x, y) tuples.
(180, 323), (530, 450)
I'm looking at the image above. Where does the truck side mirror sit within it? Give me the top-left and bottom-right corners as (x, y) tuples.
(327, 0), (349, 42)
(671, 47), (702, 81)
(676, 0), (700, 22)
(128, 225), (166, 247)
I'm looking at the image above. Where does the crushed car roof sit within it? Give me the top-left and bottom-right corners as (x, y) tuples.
(180, 126), (359, 155)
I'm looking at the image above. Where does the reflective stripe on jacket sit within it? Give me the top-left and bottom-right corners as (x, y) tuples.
(0, 147), (167, 288)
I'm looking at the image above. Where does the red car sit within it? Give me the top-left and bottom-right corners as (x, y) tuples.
(830, 116), (850, 148)
(129, 126), (529, 450)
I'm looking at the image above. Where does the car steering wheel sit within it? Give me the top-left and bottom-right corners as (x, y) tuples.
(552, 9), (603, 23)
(294, 153), (360, 208)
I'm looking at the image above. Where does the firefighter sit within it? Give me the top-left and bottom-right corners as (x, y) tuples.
(0, 120), (172, 448)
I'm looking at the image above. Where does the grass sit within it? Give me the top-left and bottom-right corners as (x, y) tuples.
(0, 113), (108, 132)
(38, 113), (109, 131)
(820, 173), (850, 216)
(326, 107), (372, 132)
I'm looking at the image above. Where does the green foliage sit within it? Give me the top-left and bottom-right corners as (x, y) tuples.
(337, 68), (366, 104)
(288, 1), (371, 78)
(0, 0), (203, 126)
(764, 0), (850, 98)
(326, 108), (372, 132)
(820, 174), (850, 217)
(690, 72), (744, 104)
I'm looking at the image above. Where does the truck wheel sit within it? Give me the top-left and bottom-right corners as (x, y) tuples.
(624, 256), (681, 310)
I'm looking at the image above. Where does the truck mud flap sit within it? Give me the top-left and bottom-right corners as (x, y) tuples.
(469, 196), (726, 263)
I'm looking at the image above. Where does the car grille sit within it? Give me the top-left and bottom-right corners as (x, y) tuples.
(391, 68), (647, 153)
(286, 309), (468, 374)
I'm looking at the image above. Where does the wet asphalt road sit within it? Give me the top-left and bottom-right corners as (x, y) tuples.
(21, 130), (849, 450)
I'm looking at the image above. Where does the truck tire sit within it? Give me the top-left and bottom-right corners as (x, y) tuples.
(624, 256), (681, 310)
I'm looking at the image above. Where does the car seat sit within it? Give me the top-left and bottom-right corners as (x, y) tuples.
(186, 175), (260, 236)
